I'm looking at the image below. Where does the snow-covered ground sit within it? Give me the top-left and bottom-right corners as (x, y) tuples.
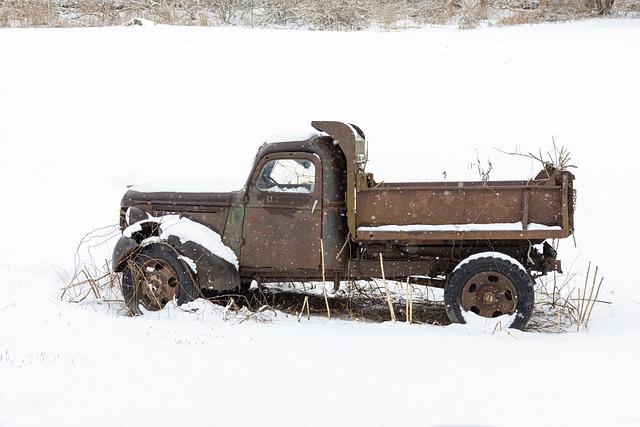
(1, 19), (640, 426)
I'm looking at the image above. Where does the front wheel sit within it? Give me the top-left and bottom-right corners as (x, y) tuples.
(122, 243), (198, 315)
(444, 253), (534, 329)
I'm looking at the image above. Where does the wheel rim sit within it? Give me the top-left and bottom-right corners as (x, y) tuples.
(460, 271), (518, 318)
(135, 257), (180, 310)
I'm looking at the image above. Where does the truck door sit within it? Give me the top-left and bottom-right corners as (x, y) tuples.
(241, 153), (322, 271)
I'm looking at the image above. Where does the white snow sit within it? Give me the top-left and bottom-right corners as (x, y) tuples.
(265, 131), (321, 144)
(262, 185), (311, 193)
(452, 251), (529, 275)
(460, 309), (517, 331)
(358, 221), (562, 232)
(129, 179), (244, 193)
(1, 19), (640, 427)
(527, 222), (562, 231)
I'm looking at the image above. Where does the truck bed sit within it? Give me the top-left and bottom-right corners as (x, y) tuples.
(354, 169), (575, 242)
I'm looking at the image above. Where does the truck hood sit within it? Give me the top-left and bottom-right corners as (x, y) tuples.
(118, 181), (244, 236)
(122, 189), (236, 209)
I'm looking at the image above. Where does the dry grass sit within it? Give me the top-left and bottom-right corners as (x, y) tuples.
(496, 9), (546, 26)
(250, 279), (450, 324)
(62, 259), (123, 306)
(0, 0), (634, 29)
(61, 225), (125, 312)
(528, 261), (608, 333)
(497, 139), (577, 178)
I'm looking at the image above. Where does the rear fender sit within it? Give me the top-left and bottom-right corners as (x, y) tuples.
(166, 235), (239, 292)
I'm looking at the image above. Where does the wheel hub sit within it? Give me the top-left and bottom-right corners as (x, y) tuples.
(135, 258), (179, 310)
(461, 271), (518, 318)
(484, 292), (496, 304)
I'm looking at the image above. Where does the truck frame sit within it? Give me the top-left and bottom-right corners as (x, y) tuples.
(112, 121), (575, 329)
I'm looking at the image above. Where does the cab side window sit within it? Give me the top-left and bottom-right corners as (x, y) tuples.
(256, 159), (315, 193)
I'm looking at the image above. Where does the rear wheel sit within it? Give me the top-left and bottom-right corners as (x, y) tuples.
(444, 254), (534, 329)
(122, 243), (198, 315)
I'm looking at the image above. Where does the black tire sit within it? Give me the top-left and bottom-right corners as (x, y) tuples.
(122, 243), (198, 315)
(238, 280), (253, 293)
(444, 254), (534, 330)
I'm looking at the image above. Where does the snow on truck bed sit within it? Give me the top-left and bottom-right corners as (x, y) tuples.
(357, 222), (562, 232)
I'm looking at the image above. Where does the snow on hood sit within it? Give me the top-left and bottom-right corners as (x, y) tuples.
(128, 180), (244, 194)
(123, 214), (239, 269)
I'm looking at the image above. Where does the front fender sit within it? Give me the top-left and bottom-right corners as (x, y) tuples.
(112, 235), (139, 272)
(113, 214), (240, 291)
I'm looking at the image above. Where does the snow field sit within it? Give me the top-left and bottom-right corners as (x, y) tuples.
(1, 19), (640, 426)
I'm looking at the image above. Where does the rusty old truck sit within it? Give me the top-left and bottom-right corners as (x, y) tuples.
(112, 121), (575, 329)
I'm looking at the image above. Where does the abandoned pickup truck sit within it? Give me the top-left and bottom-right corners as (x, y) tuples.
(112, 121), (575, 329)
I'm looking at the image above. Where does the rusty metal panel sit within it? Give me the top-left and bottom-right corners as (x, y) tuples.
(222, 198), (246, 259)
(322, 202), (348, 271)
(356, 187), (523, 226)
(356, 228), (571, 242)
(123, 190), (233, 209)
(241, 153), (323, 270)
(354, 170), (574, 242)
(122, 190), (234, 236)
(177, 211), (230, 236)
(312, 121), (365, 238)
(348, 259), (448, 281)
(242, 197), (322, 270)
